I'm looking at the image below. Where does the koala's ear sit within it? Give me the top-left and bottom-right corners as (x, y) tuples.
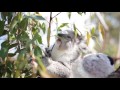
(107, 56), (114, 65)
(75, 35), (83, 44)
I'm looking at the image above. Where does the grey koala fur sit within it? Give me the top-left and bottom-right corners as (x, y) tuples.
(42, 56), (71, 78)
(41, 30), (115, 78)
(72, 53), (115, 78)
(41, 30), (84, 78)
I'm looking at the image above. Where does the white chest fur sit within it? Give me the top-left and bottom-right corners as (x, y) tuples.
(51, 43), (79, 62)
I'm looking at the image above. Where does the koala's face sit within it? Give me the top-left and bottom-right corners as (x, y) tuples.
(55, 34), (72, 50)
(55, 30), (82, 50)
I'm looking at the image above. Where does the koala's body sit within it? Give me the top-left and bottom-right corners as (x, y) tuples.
(31, 30), (115, 78)
(41, 30), (84, 77)
(72, 53), (115, 78)
(42, 30), (93, 78)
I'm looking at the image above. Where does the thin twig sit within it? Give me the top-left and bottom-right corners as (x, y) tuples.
(44, 18), (49, 24)
(52, 12), (61, 19)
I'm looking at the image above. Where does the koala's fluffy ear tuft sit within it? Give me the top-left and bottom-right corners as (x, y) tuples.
(75, 34), (83, 44)
(107, 56), (114, 65)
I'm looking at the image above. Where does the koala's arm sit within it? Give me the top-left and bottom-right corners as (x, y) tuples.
(42, 57), (71, 78)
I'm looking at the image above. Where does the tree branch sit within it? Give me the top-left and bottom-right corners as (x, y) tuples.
(52, 12), (61, 19)
(47, 12), (52, 47)
(95, 12), (109, 31)
(117, 32), (120, 58)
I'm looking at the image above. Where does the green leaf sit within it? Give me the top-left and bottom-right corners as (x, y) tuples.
(32, 32), (42, 44)
(19, 18), (28, 30)
(18, 12), (23, 22)
(1, 40), (8, 47)
(34, 46), (42, 56)
(68, 12), (71, 19)
(86, 32), (91, 46)
(35, 12), (39, 14)
(18, 31), (29, 42)
(17, 49), (26, 61)
(10, 16), (19, 31)
(25, 15), (45, 20)
(6, 60), (14, 72)
(77, 12), (83, 16)
(36, 56), (46, 72)
(0, 21), (4, 36)
(9, 43), (19, 49)
(8, 12), (14, 24)
(99, 23), (105, 39)
(1, 12), (7, 20)
(57, 23), (69, 30)
(1, 30), (9, 36)
(0, 40), (9, 60)
(7, 53), (16, 57)
(73, 24), (78, 38)
(55, 17), (58, 23)
(37, 34), (42, 44)
(90, 27), (95, 36)
(40, 23), (46, 34)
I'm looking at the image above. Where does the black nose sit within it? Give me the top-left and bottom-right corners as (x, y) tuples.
(107, 56), (114, 65)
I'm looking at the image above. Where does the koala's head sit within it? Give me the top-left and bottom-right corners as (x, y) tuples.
(55, 30), (83, 50)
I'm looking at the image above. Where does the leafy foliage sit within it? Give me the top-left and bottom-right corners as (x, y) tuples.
(0, 12), (108, 78)
(0, 12), (46, 78)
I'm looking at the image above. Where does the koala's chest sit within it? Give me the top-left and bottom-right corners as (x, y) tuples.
(51, 47), (74, 62)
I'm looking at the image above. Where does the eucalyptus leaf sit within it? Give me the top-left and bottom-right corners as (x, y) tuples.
(8, 12), (14, 24)
(73, 24), (79, 38)
(0, 21), (4, 36)
(19, 18), (28, 30)
(7, 53), (16, 57)
(37, 34), (42, 44)
(36, 56), (46, 72)
(90, 27), (95, 36)
(99, 23), (105, 39)
(25, 15), (45, 20)
(0, 40), (9, 60)
(1, 12), (7, 20)
(32, 32), (42, 44)
(55, 17), (58, 23)
(86, 32), (91, 46)
(34, 46), (42, 56)
(77, 12), (83, 16)
(57, 23), (69, 30)
(10, 15), (19, 31)
(9, 43), (19, 49)
(17, 49), (26, 61)
(39, 23), (46, 34)
(68, 12), (71, 19)
(18, 31), (29, 41)
(18, 12), (23, 22)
